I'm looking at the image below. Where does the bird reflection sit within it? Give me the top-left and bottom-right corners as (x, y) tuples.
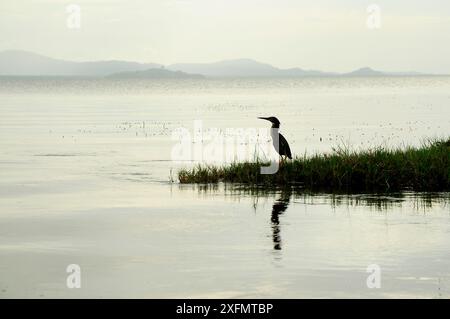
(271, 188), (292, 250)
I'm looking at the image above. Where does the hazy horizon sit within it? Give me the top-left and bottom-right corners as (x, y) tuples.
(0, 49), (436, 74)
(0, 49), (450, 77)
(1, 0), (450, 74)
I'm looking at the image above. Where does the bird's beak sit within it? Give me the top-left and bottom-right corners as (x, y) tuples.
(258, 117), (270, 121)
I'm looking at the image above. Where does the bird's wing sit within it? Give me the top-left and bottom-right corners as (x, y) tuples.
(279, 133), (292, 159)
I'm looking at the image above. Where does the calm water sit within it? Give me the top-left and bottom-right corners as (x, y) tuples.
(0, 77), (450, 298)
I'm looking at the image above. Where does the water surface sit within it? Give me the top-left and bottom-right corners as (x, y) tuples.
(1, 77), (450, 298)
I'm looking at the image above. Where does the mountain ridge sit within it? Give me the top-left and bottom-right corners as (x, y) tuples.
(0, 50), (435, 77)
(107, 68), (204, 79)
(0, 50), (161, 76)
(167, 58), (335, 77)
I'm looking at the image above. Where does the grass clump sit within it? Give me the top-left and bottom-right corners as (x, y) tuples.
(178, 139), (450, 192)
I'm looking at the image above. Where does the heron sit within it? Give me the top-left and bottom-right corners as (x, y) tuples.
(258, 116), (292, 161)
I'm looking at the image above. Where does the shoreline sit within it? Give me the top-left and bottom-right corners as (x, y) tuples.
(178, 139), (450, 192)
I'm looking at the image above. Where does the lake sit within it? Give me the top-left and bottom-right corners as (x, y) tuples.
(0, 76), (449, 298)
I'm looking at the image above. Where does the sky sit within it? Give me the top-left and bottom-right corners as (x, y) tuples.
(1, 0), (450, 73)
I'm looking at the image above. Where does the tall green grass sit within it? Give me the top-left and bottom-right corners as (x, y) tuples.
(178, 139), (450, 192)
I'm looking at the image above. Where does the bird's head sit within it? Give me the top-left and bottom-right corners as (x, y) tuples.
(258, 116), (280, 128)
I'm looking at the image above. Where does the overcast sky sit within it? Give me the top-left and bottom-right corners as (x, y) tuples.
(1, 0), (450, 73)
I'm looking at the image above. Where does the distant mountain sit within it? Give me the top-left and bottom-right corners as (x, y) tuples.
(0, 50), (431, 77)
(107, 68), (204, 79)
(343, 67), (386, 77)
(168, 61), (427, 78)
(0, 50), (161, 76)
(168, 58), (335, 77)
(278, 67), (339, 77)
(168, 60), (432, 77)
(343, 67), (429, 77)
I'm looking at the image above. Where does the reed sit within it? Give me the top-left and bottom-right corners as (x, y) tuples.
(178, 139), (450, 192)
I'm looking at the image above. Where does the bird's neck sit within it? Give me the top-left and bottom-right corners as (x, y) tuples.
(270, 126), (279, 140)
(271, 123), (280, 129)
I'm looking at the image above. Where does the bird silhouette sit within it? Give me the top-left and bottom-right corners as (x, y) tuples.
(258, 116), (292, 160)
